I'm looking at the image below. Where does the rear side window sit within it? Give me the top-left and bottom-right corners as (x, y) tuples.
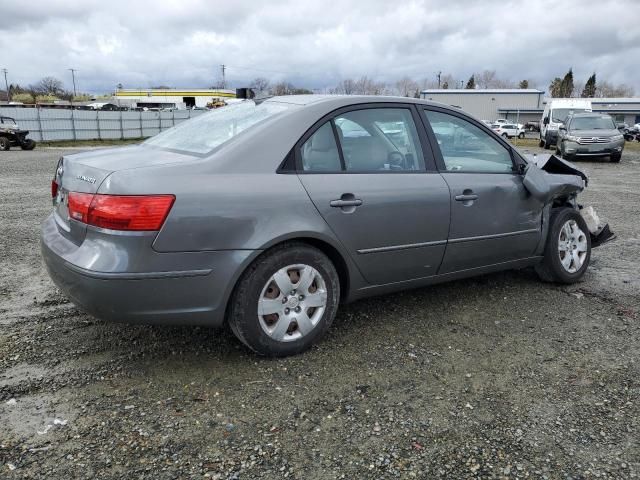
(300, 122), (342, 172)
(334, 108), (424, 172)
(424, 110), (514, 173)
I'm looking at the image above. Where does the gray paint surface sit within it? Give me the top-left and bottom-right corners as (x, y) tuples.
(41, 95), (588, 326)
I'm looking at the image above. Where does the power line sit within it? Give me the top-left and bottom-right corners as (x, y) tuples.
(2, 68), (9, 102)
(69, 68), (78, 96)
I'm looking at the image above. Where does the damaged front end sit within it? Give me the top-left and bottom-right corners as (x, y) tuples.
(522, 153), (615, 247)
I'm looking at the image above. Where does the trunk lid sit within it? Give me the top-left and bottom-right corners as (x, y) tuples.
(52, 145), (195, 244)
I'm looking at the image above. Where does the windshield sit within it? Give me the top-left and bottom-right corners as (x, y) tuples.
(144, 101), (291, 155)
(551, 108), (589, 123)
(569, 115), (616, 130)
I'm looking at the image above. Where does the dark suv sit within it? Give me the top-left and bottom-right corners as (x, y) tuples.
(557, 113), (624, 162)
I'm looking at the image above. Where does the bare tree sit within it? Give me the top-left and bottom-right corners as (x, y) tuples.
(31, 76), (65, 96)
(332, 78), (357, 95)
(395, 76), (419, 97)
(595, 81), (634, 97)
(249, 77), (270, 92)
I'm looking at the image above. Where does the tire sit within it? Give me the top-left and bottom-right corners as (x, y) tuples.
(535, 208), (591, 284)
(518, 132), (525, 139)
(228, 242), (340, 356)
(502, 133), (509, 139)
(539, 137), (545, 148)
(610, 153), (621, 163)
(20, 139), (36, 150)
(0, 136), (10, 151)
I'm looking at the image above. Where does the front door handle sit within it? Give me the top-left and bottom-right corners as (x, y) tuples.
(330, 193), (362, 212)
(454, 189), (478, 206)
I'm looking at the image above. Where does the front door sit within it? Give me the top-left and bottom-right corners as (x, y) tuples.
(422, 108), (542, 274)
(297, 106), (450, 285)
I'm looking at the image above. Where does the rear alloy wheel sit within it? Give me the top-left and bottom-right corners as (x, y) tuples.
(535, 208), (591, 283)
(228, 243), (339, 356)
(0, 136), (10, 151)
(502, 133), (509, 139)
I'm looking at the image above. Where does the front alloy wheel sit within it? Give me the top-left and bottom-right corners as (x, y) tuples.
(535, 208), (591, 283)
(557, 219), (588, 273)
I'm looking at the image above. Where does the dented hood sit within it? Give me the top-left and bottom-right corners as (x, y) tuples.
(522, 154), (587, 204)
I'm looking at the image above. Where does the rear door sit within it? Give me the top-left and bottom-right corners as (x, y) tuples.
(421, 108), (542, 274)
(296, 105), (450, 285)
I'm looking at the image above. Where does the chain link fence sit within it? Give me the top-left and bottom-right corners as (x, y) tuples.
(0, 107), (206, 142)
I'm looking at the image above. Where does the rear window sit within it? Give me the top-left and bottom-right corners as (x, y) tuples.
(144, 101), (291, 155)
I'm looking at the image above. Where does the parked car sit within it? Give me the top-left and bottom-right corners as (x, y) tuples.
(525, 121), (540, 132)
(42, 96), (609, 356)
(540, 98), (592, 149)
(557, 113), (625, 162)
(0, 116), (36, 151)
(491, 123), (525, 139)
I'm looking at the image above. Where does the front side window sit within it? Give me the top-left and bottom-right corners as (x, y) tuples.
(144, 100), (290, 155)
(424, 110), (514, 173)
(334, 108), (424, 172)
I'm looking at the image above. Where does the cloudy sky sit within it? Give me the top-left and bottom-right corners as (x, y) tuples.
(2, 0), (638, 94)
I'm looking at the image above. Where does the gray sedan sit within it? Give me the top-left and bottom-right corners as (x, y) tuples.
(42, 95), (605, 356)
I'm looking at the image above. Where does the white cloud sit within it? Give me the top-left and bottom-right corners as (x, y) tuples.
(1, 0), (638, 94)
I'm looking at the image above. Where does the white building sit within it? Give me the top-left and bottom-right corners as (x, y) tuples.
(420, 89), (640, 126)
(114, 88), (237, 109)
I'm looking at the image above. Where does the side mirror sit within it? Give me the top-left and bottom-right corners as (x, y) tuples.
(543, 117), (549, 125)
(559, 124), (567, 131)
(617, 123), (626, 130)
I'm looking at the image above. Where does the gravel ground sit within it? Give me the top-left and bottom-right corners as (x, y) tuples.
(1, 146), (639, 479)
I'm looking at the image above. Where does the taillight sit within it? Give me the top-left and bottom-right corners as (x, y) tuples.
(51, 180), (59, 198)
(67, 193), (175, 231)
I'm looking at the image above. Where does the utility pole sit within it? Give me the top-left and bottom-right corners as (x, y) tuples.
(436, 71), (442, 89)
(2, 68), (9, 102)
(220, 64), (226, 89)
(68, 68), (78, 97)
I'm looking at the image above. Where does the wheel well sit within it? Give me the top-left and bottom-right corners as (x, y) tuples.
(267, 238), (350, 299)
(223, 237), (351, 323)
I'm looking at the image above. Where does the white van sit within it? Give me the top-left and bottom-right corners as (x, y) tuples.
(540, 99), (592, 149)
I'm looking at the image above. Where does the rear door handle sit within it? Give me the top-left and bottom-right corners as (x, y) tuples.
(454, 194), (478, 201)
(330, 193), (363, 212)
(330, 199), (363, 207)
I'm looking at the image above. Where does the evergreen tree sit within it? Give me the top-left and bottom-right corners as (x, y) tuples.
(559, 68), (574, 97)
(465, 75), (475, 89)
(581, 73), (596, 98)
(549, 77), (563, 97)
(519, 79), (529, 89)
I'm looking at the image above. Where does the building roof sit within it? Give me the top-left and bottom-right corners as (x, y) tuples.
(421, 89), (544, 94)
(115, 89), (236, 98)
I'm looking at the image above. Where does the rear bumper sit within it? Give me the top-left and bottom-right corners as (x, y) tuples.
(41, 213), (255, 326)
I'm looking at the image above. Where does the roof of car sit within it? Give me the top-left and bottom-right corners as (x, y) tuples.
(567, 112), (611, 118)
(264, 94), (446, 108)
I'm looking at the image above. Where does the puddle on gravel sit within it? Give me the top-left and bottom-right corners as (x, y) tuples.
(1, 392), (77, 441)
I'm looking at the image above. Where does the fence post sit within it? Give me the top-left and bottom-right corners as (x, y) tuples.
(158, 112), (161, 133)
(70, 107), (77, 141)
(172, 109), (175, 127)
(97, 110), (102, 140)
(119, 110), (124, 140)
(139, 110), (143, 138)
(36, 106), (43, 142)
